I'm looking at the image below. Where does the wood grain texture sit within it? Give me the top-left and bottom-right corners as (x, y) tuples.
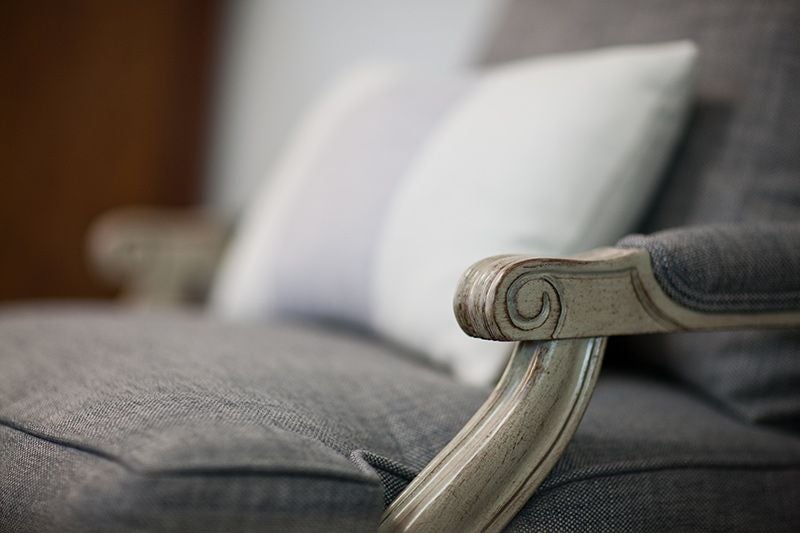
(455, 247), (800, 341)
(380, 337), (606, 532)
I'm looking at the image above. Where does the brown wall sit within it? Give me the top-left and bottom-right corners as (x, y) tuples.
(0, 0), (220, 300)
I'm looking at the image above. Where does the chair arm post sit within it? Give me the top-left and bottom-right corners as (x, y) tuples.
(87, 207), (229, 305)
(380, 337), (605, 532)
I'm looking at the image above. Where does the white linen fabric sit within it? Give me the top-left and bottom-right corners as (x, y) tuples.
(212, 42), (698, 385)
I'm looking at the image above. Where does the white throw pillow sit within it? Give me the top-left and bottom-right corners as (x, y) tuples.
(212, 41), (698, 386)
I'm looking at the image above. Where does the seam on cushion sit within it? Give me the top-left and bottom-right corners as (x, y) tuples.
(114, 387), (363, 463)
(0, 417), (378, 485)
(0, 391), (376, 481)
(350, 450), (419, 480)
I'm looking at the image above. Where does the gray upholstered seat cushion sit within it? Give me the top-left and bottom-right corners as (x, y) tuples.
(0, 306), (484, 532)
(2, 307), (799, 532)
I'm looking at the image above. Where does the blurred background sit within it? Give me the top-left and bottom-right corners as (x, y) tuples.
(0, 0), (501, 302)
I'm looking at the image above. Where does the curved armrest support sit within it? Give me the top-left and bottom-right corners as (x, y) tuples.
(381, 337), (605, 532)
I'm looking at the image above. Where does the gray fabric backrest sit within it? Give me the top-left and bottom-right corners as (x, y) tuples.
(480, 0), (800, 430)
(480, 0), (800, 231)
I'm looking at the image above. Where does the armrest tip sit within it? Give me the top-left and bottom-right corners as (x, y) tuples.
(453, 248), (660, 341)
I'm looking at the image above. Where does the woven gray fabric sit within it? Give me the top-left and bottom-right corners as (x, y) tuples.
(505, 371), (800, 531)
(483, 0), (800, 430)
(378, 371), (800, 532)
(616, 222), (800, 429)
(3, 307), (800, 531)
(0, 306), (484, 532)
(618, 223), (800, 312)
(0, 422), (378, 533)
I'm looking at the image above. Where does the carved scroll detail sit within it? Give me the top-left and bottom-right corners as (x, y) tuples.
(506, 274), (563, 338)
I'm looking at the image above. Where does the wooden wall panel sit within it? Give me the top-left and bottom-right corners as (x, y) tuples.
(0, 0), (220, 300)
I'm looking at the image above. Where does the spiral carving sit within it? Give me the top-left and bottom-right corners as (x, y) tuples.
(506, 275), (562, 334)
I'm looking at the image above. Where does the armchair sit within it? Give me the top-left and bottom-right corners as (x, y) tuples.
(3, 1), (800, 532)
(87, 219), (800, 531)
(384, 224), (800, 531)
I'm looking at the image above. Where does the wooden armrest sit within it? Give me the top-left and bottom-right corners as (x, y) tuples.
(87, 207), (229, 305)
(455, 246), (800, 341)
(382, 246), (800, 532)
